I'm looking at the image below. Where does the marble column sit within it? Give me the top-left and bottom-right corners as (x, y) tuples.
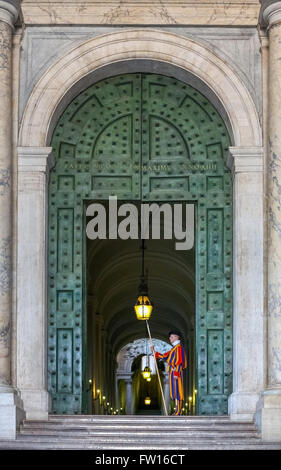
(256, 0), (281, 441)
(89, 295), (98, 412)
(163, 372), (170, 415)
(189, 330), (195, 405)
(125, 378), (133, 415)
(115, 378), (119, 411)
(0, 0), (25, 439)
(0, 0), (18, 391)
(227, 147), (265, 421)
(86, 294), (94, 414)
(17, 147), (54, 420)
(94, 313), (103, 414)
(96, 313), (104, 395)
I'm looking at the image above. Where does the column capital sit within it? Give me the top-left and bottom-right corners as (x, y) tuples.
(227, 146), (264, 176)
(0, 1), (20, 28)
(117, 373), (133, 383)
(260, 1), (281, 29)
(18, 147), (55, 174)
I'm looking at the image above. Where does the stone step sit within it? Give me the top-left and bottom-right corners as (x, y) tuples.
(48, 414), (230, 421)
(21, 421), (257, 430)
(1, 438), (280, 450)
(35, 417), (255, 429)
(1, 415), (279, 450)
(19, 417), (260, 438)
(20, 427), (258, 437)
(19, 430), (259, 439)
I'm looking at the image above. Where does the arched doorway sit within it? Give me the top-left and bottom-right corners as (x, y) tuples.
(116, 339), (173, 415)
(47, 72), (232, 416)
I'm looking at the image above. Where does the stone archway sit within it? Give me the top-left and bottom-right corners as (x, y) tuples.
(47, 71), (232, 415)
(116, 339), (170, 415)
(17, 29), (264, 422)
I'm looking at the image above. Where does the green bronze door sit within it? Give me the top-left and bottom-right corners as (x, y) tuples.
(48, 73), (232, 415)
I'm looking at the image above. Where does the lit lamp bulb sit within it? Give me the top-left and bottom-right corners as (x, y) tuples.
(189, 397), (192, 402)
(142, 366), (151, 380)
(102, 396), (106, 401)
(146, 376), (151, 382)
(145, 396), (151, 405)
(134, 295), (153, 320)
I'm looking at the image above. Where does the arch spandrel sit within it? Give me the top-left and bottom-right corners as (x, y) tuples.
(18, 29), (261, 149)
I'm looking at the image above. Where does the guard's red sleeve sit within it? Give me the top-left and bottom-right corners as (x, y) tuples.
(155, 350), (170, 360)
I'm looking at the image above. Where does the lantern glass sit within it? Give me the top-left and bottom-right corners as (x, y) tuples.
(144, 396), (151, 405)
(142, 366), (151, 380)
(134, 295), (153, 320)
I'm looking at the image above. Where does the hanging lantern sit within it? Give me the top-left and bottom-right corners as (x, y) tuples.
(145, 396), (151, 405)
(142, 366), (151, 380)
(134, 295), (153, 320)
(134, 240), (153, 321)
(141, 354), (155, 375)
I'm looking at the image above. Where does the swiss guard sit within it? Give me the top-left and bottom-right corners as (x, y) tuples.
(151, 330), (187, 416)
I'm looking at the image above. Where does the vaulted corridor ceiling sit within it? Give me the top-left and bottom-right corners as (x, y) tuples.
(86, 236), (195, 356)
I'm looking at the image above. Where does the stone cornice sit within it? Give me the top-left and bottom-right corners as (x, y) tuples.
(0, 0), (20, 27)
(17, 147), (55, 174)
(227, 146), (264, 175)
(20, 1), (260, 26)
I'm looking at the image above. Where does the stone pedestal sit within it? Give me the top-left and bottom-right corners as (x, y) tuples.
(256, 389), (281, 440)
(256, 0), (281, 442)
(0, 387), (25, 439)
(0, 0), (25, 439)
(17, 147), (54, 420)
(227, 147), (264, 421)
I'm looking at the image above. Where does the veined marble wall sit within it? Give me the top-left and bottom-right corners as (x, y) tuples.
(20, 1), (261, 26)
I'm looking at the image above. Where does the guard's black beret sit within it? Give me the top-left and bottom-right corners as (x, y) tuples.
(168, 330), (182, 339)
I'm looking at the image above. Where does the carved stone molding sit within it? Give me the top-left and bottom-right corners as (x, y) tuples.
(263, 0), (281, 28)
(227, 146), (264, 176)
(0, 0), (19, 28)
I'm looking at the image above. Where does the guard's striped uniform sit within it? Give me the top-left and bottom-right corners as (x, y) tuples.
(155, 343), (187, 415)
